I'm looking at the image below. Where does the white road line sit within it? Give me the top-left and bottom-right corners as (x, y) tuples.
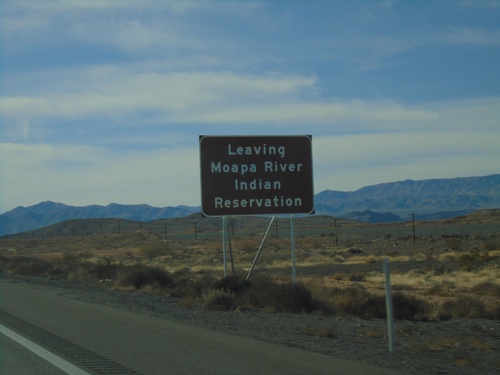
(0, 323), (91, 375)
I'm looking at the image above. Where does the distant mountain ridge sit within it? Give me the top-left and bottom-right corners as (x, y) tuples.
(0, 174), (499, 236)
(0, 202), (200, 236)
(315, 174), (500, 219)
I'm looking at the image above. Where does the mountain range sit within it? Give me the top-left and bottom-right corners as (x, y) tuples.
(315, 174), (500, 219)
(1, 174), (499, 236)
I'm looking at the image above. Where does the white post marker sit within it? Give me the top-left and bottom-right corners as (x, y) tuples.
(383, 258), (395, 352)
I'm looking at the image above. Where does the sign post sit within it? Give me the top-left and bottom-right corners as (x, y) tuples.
(222, 217), (227, 276)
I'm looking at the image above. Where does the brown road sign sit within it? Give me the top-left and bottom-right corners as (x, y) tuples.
(199, 135), (314, 216)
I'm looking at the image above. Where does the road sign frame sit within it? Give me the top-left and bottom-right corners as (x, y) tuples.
(199, 135), (314, 217)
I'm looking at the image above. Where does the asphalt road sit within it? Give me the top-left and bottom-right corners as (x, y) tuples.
(0, 280), (403, 375)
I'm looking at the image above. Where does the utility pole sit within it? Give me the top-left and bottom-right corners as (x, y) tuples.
(334, 218), (338, 246)
(410, 213), (417, 245)
(164, 223), (168, 240)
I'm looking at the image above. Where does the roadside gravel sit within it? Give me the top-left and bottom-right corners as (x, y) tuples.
(2, 273), (498, 375)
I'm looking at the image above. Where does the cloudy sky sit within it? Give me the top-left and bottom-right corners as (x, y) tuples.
(1, 0), (499, 213)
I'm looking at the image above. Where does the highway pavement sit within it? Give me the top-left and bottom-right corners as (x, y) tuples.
(0, 280), (403, 375)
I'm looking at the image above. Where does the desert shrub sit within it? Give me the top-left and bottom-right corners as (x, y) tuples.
(471, 281), (500, 297)
(438, 297), (486, 319)
(60, 251), (95, 266)
(364, 256), (377, 264)
(0, 256), (54, 277)
(327, 287), (428, 320)
(238, 277), (317, 313)
(237, 240), (258, 253)
(444, 236), (462, 250)
(202, 290), (234, 311)
(360, 294), (387, 319)
(346, 247), (363, 254)
(271, 283), (316, 313)
(327, 286), (371, 316)
(485, 304), (500, 320)
(90, 263), (120, 280)
(214, 275), (250, 294)
(61, 252), (79, 262)
(61, 251), (92, 261)
(483, 239), (499, 251)
(333, 256), (345, 263)
(391, 293), (429, 320)
(170, 269), (215, 299)
(430, 264), (446, 275)
(170, 267), (192, 282)
(140, 241), (169, 259)
(348, 272), (366, 282)
(77, 251), (93, 259)
(185, 276), (217, 298)
(117, 265), (174, 289)
(458, 249), (490, 271)
(427, 283), (449, 296)
(173, 273), (319, 313)
(347, 293), (427, 321)
(66, 264), (93, 280)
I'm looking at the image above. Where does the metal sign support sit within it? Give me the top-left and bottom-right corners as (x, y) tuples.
(246, 215), (276, 281)
(222, 217), (227, 277)
(291, 215), (296, 284)
(226, 218), (235, 277)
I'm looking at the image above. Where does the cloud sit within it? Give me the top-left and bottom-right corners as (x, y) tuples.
(2, 65), (498, 143)
(1, 0), (266, 57)
(460, 0), (500, 9)
(0, 68), (317, 121)
(441, 27), (500, 45)
(315, 131), (499, 168)
(1, 62), (439, 128)
(179, 100), (438, 128)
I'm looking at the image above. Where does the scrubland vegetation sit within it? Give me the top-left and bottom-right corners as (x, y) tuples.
(1, 211), (499, 323)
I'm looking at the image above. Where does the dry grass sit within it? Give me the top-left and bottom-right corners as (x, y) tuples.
(1, 212), (499, 321)
(3, 246), (499, 320)
(364, 267), (500, 294)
